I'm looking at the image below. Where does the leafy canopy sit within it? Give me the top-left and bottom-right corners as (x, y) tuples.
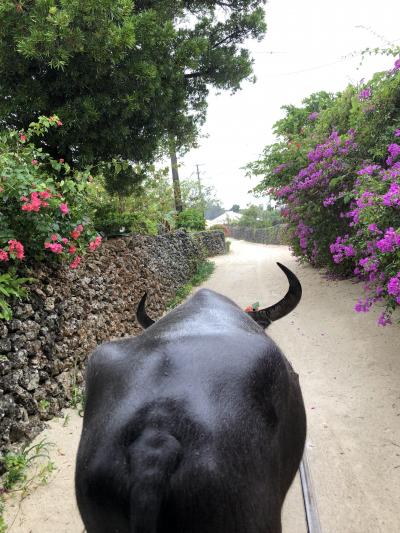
(0, 0), (266, 177)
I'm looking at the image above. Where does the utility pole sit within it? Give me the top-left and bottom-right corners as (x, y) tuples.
(196, 163), (205, 218)
(169, 136), (183, 213)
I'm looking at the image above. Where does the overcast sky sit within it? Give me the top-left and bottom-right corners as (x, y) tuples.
(180, 0), (400, 210)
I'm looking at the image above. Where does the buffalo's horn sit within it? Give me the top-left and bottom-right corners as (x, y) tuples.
(247, 263), (302, 328)
(136, 293), (155, 329)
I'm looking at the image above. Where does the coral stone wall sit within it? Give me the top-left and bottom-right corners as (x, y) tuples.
(228, 225), (288, 245)
(194, 230), (226, 256)
(0, 230), (224, 461)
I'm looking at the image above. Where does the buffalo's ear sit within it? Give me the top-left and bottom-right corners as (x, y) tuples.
(246, 263), (302, 328)
(136, 293), (155, 329)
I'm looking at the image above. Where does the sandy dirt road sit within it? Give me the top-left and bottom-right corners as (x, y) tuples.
(4, 239), (400, 532)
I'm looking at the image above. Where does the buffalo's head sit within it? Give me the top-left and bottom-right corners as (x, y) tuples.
(137, 262), (301, 330)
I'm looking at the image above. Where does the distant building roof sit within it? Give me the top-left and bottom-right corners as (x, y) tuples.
(206, 211), (242, 227)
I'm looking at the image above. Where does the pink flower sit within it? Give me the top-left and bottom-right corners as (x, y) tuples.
(39, 190), (51, 199)
(59, 158), (64, 163)
(57, 120), (63, 127)
(59, 203), (69, 215)
(0, 249), (9, 262)
(70, 255), (81, 269)
(31, 159), (38, 165)
(61, 237), (69, 244)
(8, 240), (24, 260)
(30, 193), (42, 212)
(21, 191), (43, 212)
(88, 235), (102, 251)
(45, 242), (63, 254)
(68, 245), (77, 254)
(51, 234), (58, 241)
(19, 133), (27, 142)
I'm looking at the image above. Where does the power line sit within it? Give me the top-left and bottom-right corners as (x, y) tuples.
(260, 38), (400, 77)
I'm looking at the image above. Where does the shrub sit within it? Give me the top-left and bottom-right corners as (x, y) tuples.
(208, 224), (228, 235)
(176, 208), (206, 231)
(0, 271), (32, 320)
(0, 116), (102, 318)
(0, 116), (101, 267)
(93, 204), (149, 236)
(248, 55), (400, 324)
(331, 140), (400, 325)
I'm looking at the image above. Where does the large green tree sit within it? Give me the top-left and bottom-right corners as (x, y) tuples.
(0, 0), (266, 180)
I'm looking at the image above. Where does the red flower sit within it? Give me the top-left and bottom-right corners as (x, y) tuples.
(71, 224), (84, 240)
(70, 255), (81, 269)
(19, 133), (27, 142)
(8, 240), (25, 260)
(68, 245), (77, 254)
(88, 235), (102, 251)
(0, 249), (9, 262)
(45, 242), (63, 254)
(39, 190), (51, 199)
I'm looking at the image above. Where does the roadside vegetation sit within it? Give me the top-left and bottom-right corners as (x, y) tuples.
(0, 440), (55, 532)
(0, 1), (265, 320)
(247, 51), (400, 325)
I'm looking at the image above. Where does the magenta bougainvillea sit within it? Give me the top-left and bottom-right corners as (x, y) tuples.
(250, 55), (400, 325)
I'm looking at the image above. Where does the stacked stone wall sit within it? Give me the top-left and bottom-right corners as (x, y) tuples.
(0, 230), (223, 460)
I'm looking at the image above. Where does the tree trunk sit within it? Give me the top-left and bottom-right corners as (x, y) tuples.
(169, 139), (183, 213)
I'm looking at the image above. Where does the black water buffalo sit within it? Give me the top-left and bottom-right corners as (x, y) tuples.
(75, 263), (306, 533)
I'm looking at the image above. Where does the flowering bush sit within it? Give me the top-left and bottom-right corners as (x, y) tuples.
(0, 116), (101, 267)
(248, 55), (400, 325)
(0, 116), (102, 318)
(332, 137), (400, 325)
(274, 129), (359, 272)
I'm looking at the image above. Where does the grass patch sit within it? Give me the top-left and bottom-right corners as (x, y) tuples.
(0, 439), (55, 531)
(70, 385), (85, 417)
(167, 260), (215, 309)
(2, 440), (54, 492)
